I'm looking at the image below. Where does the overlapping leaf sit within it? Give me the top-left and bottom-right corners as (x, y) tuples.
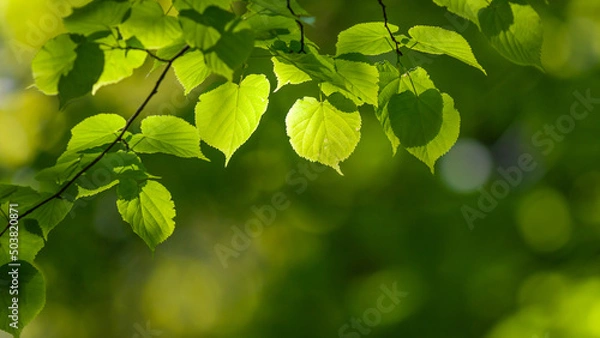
(433, 0), (543, 69)
(177, 6), (233, 50)
(432, 0), (488, 24)
(322, 59), (379, 106)
(0, 262), (46, 337)
(376, 62), (460, 171)
(204, 28), (255, 80)
(130, 115), (208, 159)
(336, 22), (400, 56)
(479, 0), (543, 69)
(172, 50), (212, 94)
(74, 151), (150, 199)
(272, 56), (311, 91)
(405, 25), (486, 74)
(93, 35), (147, 94)
(116, 179), (176, 250)
(63, 0), (131, 35)
(119, 0), (182, 49)
(31, 35), (78, 96)
(66, 114), (126, 153)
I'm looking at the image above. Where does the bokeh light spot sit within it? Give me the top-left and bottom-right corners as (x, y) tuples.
(440, 138), (493, 193)
(516, 188), (572, 252)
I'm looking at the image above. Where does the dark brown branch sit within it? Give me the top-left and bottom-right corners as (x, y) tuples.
(287, 0), (306, 53)
(0, 46), (191, 238)
(377, 0), (403, 57)
(99, 43), (172, 63)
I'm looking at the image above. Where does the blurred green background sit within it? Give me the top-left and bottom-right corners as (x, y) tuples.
(1, 0), (600, 337)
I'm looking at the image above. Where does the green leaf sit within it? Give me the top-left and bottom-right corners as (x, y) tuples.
(31, 34), (78, 95)
(57, 40), (105, 107)
(180, 20), (221, 51)
(388, 89), (444, 148)
(35, 151), (103, 185)
(66, 114), (126, 153)
(286, 97), (361, 174)
(0, 261), (46, 337)
(74, 151), (149, 199)
(375, 61), (401, 155)
(0, 228), (45, 266)
(63, 0), (131, 35)
(195, 74), (270, 165)
(130, 115), (208, 159)
(249, 0), (310, 19)
(276, 47), (378, 106)
(274, 46), (343, 86)
(177, 6), (233, 50)
(93, 35), (147, 94)
(323, 59), (379, 106)
(0, 185), (42, 212)
(479, 0), (544, 69)
(172, 50), (211, 95)
(271, 56), (311, 91)
(77, 180), (119, 200)
(116, 179), (176, 250)
(173, 0), (234, 13)
(204, 29), (255, 80)
(336, 22), (400, 56)
(245, 12), (298, 47)
(326, 92), (358, 113)
(406, 93), (460, 172)
(119, 0), (182, 49)
(35, 159), (80, 185)
(376, 63), (460, 171)
(27, 197), (73, 239)
(406, 25), (486, 74)
(433, 0), (544, 69)
(432, 0), (489, 25)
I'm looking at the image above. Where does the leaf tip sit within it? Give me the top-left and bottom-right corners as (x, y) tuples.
(332, 164), (344, 176)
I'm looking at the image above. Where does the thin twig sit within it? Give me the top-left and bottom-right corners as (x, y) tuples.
(0, 46), (191, 238)
(376, 0), (417, 94)
(377, 0), (402, 57)
(287, 0), (306, 53)
(99, 43), (172, 63)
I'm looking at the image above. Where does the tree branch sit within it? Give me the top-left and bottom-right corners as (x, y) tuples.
(377, 0), (403, 57)
(0, 46), (191, 238)
(287, 0), (306, 53)
(99, 43), (172, 63)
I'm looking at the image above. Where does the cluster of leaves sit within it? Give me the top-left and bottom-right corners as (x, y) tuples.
(0, 0), (544, 336)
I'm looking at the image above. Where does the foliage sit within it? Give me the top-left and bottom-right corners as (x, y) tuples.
(0, 0), (545, 335)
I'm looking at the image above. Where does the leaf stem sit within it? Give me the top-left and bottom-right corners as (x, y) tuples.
(0, 46), (191, 238)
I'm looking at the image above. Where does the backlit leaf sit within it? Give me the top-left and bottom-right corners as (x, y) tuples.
(336, 22), (400, 56)
(119, 0), (183, 49)
(130, 115), (208, 159)
(286, 97), (361, 174)
(116, 179), (176, 250)
(195, 74), (270, 164)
